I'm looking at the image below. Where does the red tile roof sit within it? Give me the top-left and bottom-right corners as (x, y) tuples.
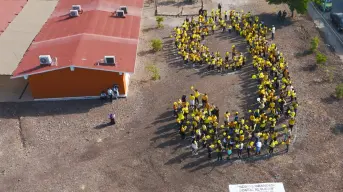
(0, 0), (27, 35)
(12, 0), (144, 78)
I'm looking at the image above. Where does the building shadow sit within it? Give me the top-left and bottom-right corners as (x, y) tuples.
(0, 99), (104, 119)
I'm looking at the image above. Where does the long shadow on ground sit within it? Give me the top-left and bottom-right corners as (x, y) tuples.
(0, 100), (104, 118)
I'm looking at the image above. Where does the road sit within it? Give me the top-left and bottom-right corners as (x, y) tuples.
(307, 0), (343, 60)
(321, 0), (343, 40)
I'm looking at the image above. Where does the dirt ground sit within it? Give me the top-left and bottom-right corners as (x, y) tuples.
(0, 0), (343, 192)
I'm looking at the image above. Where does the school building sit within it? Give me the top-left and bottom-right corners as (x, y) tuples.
(9, 0), (143, 100)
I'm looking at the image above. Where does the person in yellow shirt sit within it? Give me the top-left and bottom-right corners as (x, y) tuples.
(269, 139), (277, 154)
(224, 111), (230, 125)
(289, 117), (295, 132)
(201, 93), (208, 107)
(192, 89), (200, 106)
(247, 140), (254, 157)
(180, 125), (187, 140)
(173, 102), (178, 117)
(285, 135), (291, 152)
(176, 118), (182, 130)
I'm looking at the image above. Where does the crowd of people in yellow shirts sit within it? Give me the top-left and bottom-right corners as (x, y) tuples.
(171, 8), (298, 160)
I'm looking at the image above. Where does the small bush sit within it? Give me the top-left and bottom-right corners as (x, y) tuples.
(156, 16), (164, 28)
(146, 64), (161, 80)
(316, 52), (327, 65)
(151, 39), (163, 52)
(324, 67), (334, 82)
(310, 36), (319, 52)
(335, 83), (343, 99)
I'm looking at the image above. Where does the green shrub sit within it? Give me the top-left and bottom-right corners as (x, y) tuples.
(151, 39), (163, 52)
(316, 52), (327, 65)
(146, 64), (161, 80)
(335, 83), (343, 99)
(324, 66), (334, 82)
(156, 16), (164, 28)
(310, 36), (319, 52)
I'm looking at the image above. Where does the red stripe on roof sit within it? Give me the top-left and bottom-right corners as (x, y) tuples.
(0, 0), (27, 35)
(12, 0), (144, 77)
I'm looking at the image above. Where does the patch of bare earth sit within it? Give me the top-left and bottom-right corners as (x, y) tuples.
(0, 1), (343, 192)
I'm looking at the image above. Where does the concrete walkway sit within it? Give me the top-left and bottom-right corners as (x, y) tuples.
(0, 0), (58, 75)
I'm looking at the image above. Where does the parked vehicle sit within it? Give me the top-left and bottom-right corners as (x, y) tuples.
(330, 12), (343, 32)
(314, 0), (332, 12)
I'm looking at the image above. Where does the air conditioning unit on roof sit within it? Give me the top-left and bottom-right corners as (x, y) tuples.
(70, 10), (79, 17)
(104, 56), (116, 65)
(39, 55), (52, 65)
(72, 5), (81, 11)
(116, 10), (125, 18)
(120, 6), (128, 14)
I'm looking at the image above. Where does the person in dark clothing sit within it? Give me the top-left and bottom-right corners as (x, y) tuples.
(199, 8), (203, 16)
(217, 145), (223, 161)
(217, 3), (222, 14)
(213, 106), (220, 122)
(100, 91), (107, 103)
(247, 144), (251, 157)
(109, 113), (115, 125)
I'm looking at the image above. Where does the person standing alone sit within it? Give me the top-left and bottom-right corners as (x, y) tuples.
(271, 25), (275, 40)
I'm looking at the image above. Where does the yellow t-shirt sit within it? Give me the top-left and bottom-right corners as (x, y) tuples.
(190, 95), (195, 100)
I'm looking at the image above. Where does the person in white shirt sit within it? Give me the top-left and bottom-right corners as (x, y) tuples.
(113, 85), (119, 100)
(272, 25), (276, 40)
(191, 139), (198, 155)
(238, 142), (244, 158)
(255, 140), (262, 155)
(107, 88), (113, 102)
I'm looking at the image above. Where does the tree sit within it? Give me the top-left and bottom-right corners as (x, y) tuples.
(266, 0), (310, 17)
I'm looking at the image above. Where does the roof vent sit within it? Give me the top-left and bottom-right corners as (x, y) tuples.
(72, 5), (81, 11)
(115, 10), (125, 18)
(69, 10), (79, 17)
(104, 56), (116, 65)
(39, 55), (53, 65)
(120, 6), (128, 14)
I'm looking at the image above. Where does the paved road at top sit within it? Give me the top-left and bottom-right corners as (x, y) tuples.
(307, 1), (343, 60)
(321, 0), (343, 41)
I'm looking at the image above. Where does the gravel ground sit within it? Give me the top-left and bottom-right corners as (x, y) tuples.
(0, 1), (343, 192)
